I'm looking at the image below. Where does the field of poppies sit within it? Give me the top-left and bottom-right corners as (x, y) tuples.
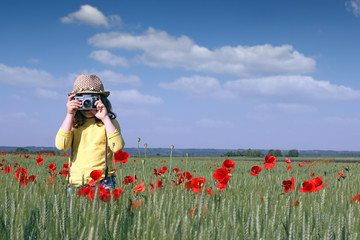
(1, 149), (360, 239)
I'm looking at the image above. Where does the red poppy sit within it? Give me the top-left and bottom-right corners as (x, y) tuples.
(149, 180), (163, 193)
(216, 182), (227, 191)
(89, 170), (102, 186)
(190, 177), (206, 193)
(337, 171), (346, 178)
(264, 155), (276, 169)
(206, 188), (213, 195)
(299, 177), (326, 192)
(286, 164), (292, 171)
(48, 164), (56, 171)
(222, 159), (235, 170)
(134, 182), (146, 194)
(213, 168), (230, 184)
(59, 170), (69, 177)
(14, 167), (27, 182)
(282, 177), (295, 193)
(285, 158), (291, 163)
(112, 151), (130, 163)
(123, 176), (135, 185)
(250, 166), (262, 176)
(352, 194), (360, 203)
(24, 155), (30, 158)
(154, 166), (168, 175)
(290, 200), (300, 207)
(3, 166), (12, 173)
(131, 201), (144, 211)
(98, 185), (111, 202)
(20, 178), (29, 187)
(28, 175), (36, 182)
(113, 188), (124, 201)
(78, 186), (92, 197)
(63, 163), (69, 169)
(310, 173), (315, 177)
(172, 168), (180, 173)
(36, 157), (44, 165)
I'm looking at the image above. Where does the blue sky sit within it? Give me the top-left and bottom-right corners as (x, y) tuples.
(1, 0), (360, 150)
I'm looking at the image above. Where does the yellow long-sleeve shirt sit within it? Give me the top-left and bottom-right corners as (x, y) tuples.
(55, 117), (124, 187)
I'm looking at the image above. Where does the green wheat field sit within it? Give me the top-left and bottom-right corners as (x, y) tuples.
(1, 151), (360, 240)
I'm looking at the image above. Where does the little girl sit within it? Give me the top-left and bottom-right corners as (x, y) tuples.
(55, 74), (124, 189)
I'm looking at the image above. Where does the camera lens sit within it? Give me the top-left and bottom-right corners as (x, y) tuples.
(83, 100), (91, 109)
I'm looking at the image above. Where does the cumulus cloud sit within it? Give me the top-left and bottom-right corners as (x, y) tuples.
(61, 5), (121, 28)
(82, 70), (142, 86)
(0, 64), (58, 87)
(160, 75), (360, 102)
(88, 27), (316, 77)
(346, 0), (360, 16)
(90, 50), (128, 66)
(110, 89), (163, 106)
(35, 88), (64, 100)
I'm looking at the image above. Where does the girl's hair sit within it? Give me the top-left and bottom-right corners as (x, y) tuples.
(73, 95), (116, 128)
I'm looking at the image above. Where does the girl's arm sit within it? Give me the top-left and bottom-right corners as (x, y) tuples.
(60, 94), (82, 131)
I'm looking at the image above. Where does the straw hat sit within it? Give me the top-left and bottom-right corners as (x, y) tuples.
(68, 74), (110, 97)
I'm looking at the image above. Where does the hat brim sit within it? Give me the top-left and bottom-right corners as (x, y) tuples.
(67, 90), (110, 97)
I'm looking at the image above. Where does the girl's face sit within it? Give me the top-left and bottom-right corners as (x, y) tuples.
(80, 111), (95, 118)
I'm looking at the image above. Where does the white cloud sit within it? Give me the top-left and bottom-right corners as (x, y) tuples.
(110, 89), (163, 106)
(159, 75), (221, 93)
(160, 75), (360, 102)
(81, 70), (142, 86)
(224, 75), (360, 101)
(61, 5), (121, 28)
(196, 118), (233, 128)
(254, 103), (317, 114)
(88, 27), (316, 77)
(346, 0), (360, 17)
(0, 64), (58, 87)
(35, 88), (64, 100)
(90, 50), (128, 67)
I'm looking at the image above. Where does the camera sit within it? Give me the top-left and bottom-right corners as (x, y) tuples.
(73, 94), (99, 110)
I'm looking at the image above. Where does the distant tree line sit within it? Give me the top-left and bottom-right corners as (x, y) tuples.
(10, 147), (55, 155)
(223, 148), (299, 158)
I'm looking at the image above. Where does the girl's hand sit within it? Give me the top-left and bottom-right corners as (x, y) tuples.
(67, 94), (82, 115)
(92, 95), (108, 121)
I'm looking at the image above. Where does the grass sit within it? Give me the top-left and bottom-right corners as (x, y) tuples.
(1, 153), (360, 239)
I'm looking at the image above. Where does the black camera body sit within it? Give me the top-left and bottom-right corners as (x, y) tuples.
(73, 94), (99, 110)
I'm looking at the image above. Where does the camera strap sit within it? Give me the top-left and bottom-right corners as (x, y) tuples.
(104, 132), (109, 184)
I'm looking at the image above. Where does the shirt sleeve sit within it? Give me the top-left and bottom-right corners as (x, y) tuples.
(55, 128), (73, 151)
(107, 119), (125, 152)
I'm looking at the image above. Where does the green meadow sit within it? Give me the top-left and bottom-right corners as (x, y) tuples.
(1, 153), (360, 239)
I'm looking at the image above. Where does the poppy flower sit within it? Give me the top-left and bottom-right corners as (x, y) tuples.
(206, 188), (213, 195)
(285, 158), (291, 164)
(172, 168), (180, 173)
(154, 166), (168, 175)
(20, 178), (29, 187)
(213, 168), (230, 184)
(112, 151), (130, 163)
(217, 182), (227, 191)
(149, 180), (163, 193)
(89, 170), (102, 186)
(59, 170), (69, 177)
(36, 157), (44, 165)
(134, 182), (146, 194)
(299, 177), (326, 192)
(190, 177), (206, 193)
(48, 164), (56, 171)
(250, 166), (262, 176)
(14, 167), (27, 181)
(264, 155), (276, 169)
(352, 194), (360, 203)
(63, 163), (69, 170)
(290, 200), (300, 207)
(310, 173), (315, 177)
(113, 188), (124, 201)
(222, 159), (235, 170)
(28, 175), (36, 182)
(131, 201), (144, 211)
(123, 176), (135, 185)
(98, 186), (111, 202)
(337, 171), (346, 178)
(78, 186), (92, 197)
(284, 163), (291, 171)
(282, 177), (295, 193)
(3, 166), (12, 173)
